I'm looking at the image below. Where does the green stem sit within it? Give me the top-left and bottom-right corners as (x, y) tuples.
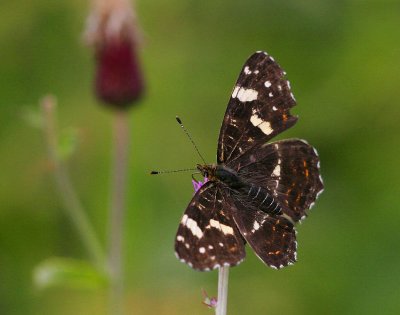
(216, 266), (230, 315)
(108, 110), (130, 315)
(41, 96), (105, 269)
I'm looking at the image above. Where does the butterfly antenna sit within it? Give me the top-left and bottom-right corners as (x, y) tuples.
(150, 168), (197, 175)
(176, 116), (207, 164)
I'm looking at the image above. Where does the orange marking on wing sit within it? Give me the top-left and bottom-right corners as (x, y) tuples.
(303, 160), (309, 177)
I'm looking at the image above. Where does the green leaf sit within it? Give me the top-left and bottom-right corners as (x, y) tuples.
(33, 257), (108, 291)
(57, 127), (79, 160)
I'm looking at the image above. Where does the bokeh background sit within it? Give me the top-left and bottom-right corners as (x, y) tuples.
(1, 0), (400, 314)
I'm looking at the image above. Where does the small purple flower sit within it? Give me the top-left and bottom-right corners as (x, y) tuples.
(202, 288), (218, 309)
(192, 177), (208, 193)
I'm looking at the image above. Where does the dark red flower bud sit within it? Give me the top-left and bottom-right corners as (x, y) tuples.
(95, 37), (144, 108)
(85, 0), (144, 110)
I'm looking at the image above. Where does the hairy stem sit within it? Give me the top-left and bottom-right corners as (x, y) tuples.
(216, 266), (230, 315)
(41, 96), (105, 268)
(108, 110), (130, 315)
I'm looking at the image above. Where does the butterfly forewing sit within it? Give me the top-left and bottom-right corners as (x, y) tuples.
(175, 182), (246, 271)
(230, 198), (297, 269)
(237, 139), (324, 222)
(218, 52), (297, 167)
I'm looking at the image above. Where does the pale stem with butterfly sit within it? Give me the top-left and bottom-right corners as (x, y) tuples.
(151, 116), (230, 315)
(153, 51), (324, 315)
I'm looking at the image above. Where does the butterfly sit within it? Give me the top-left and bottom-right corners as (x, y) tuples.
(174, 51), (324, 271)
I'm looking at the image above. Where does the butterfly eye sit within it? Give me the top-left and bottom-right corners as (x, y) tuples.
(204, 171), (209, 178)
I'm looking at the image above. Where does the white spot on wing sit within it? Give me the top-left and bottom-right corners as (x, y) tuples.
(208, 219), (234, 235)
(232, 86), (258, 102)
(199, 247), (206, 254)
(269, 92), (273, 97)
(272, 106), (277, 111)
(176, 235), (185, 242)
(232, 86), (240, 98)
(185, 217), (204, 239)
(272, 164), (281, 177)
(244, 66), (251, 74)
(235, 87), (258, 102)
(181, 214), (188, 224)
(253, 221), (260, 231)
(250, 114), (273, 135)
(264, 80), (271, 88)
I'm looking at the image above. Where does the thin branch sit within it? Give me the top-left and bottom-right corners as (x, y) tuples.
(108, 110), (130, 315)
(216, 266), (230, 315)
(41, 95), (105, 268)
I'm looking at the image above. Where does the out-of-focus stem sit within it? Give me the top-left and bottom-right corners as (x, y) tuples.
(216, 266), (230, 315)
(41, 96), (105, 268)
(108, 110), (130, 315)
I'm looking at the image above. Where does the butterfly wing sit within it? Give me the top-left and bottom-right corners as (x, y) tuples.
(175, 181), (246, 271)
(237, 139), (324, 222)
(217, 51), (297, 168)
(230, 197), (297, 269)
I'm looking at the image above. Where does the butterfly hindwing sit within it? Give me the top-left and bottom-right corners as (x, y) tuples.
(237, 139), (324, 222)
(175, 182), (246, 271)
(218, 51), (297, 167)
(230, 197), (297, 269)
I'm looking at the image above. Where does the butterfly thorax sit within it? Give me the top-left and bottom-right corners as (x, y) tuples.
(197, 164), (282, 215)
(197, 164), (245, 189)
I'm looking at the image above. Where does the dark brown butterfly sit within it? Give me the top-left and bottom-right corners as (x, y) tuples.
(174, 52), (323, 271)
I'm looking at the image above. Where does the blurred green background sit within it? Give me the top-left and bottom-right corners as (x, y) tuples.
(1, 0), (400, 314)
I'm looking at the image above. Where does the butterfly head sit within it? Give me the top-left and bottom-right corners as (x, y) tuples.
(196, 164), (216, 180)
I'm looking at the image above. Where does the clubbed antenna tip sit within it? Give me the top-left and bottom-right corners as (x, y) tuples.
(175, 116), (206, 164)
(150, 171), (159, 175)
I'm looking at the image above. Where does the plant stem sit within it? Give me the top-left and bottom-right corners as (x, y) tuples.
(41, 96), (105, 268)
(108, 110), (130, 315)
(216, 266), (230, 315)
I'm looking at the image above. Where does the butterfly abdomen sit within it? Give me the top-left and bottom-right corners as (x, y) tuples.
(243, 184), (282, 215)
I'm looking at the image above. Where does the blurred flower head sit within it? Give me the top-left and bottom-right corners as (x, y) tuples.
(85, 0), (144, 109)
